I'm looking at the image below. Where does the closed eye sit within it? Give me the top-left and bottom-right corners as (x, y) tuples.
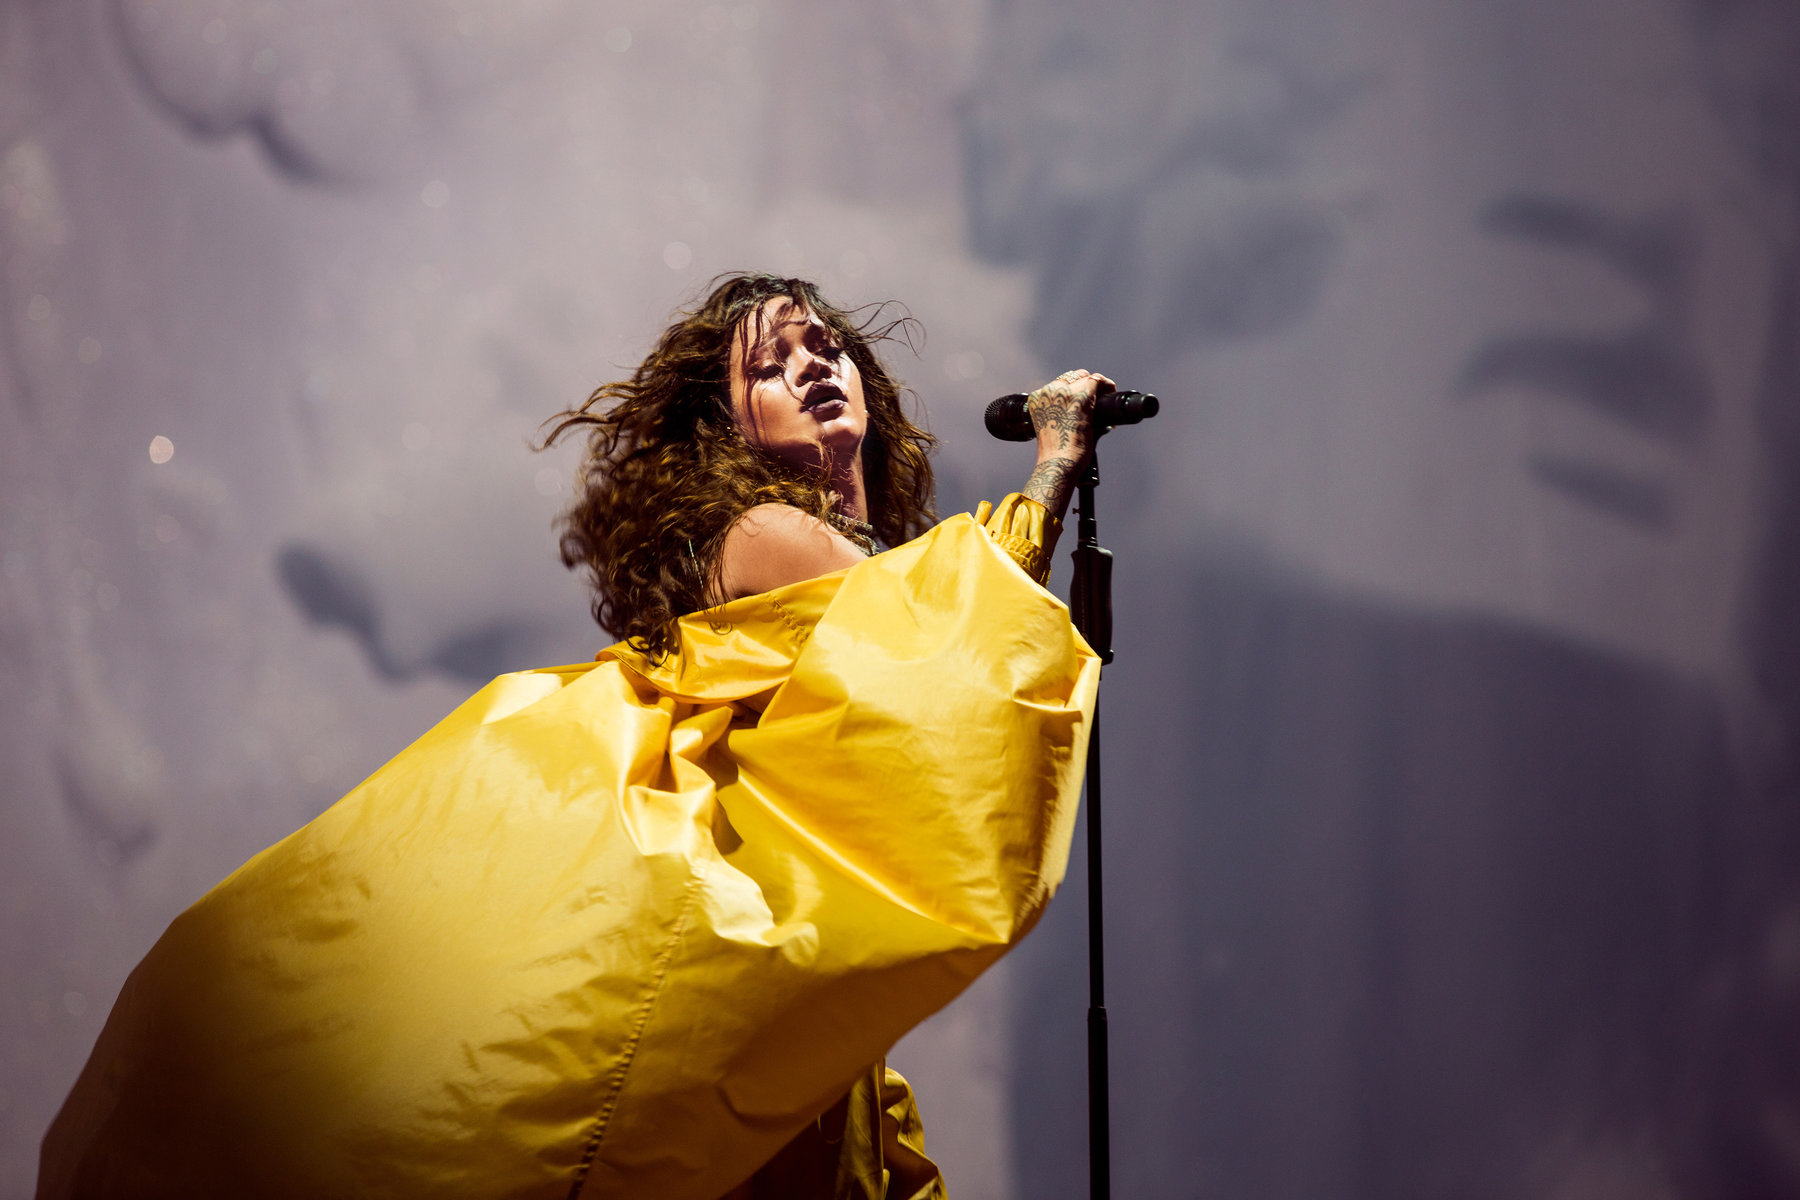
(803, 323), (845, 361)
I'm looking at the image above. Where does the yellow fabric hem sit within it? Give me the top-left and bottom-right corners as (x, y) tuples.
(974, 493), (1059, 585)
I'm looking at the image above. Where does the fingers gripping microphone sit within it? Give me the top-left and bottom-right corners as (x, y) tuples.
(983, 391), (1160, 441)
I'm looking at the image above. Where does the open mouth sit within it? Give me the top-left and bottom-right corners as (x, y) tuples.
(802, 384), (846, 412)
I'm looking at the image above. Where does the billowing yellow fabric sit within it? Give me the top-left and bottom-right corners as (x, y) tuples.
(40, 503), (1097, 1200)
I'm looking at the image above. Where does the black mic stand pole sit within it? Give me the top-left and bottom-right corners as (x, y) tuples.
(1068, 452), (1114, 1200)
(985, 386), (1153, 1200)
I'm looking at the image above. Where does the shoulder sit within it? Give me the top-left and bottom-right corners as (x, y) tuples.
(718, 504), (868, 601)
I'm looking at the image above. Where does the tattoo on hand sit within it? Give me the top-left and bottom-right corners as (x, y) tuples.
(1029, 391), (1082, 451)
(1022, 456), (1080, 510)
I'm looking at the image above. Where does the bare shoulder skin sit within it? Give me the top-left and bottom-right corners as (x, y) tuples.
(717, 502), (869, 601)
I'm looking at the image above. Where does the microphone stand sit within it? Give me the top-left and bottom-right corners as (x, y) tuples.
(1068, 452), (1113, 1200)
(986, 385), (1154, 1200)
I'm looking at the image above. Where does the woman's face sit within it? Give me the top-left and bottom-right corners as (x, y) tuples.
(727, 297), (868, 470)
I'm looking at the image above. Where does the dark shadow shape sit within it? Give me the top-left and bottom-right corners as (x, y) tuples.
(277, 542), (540, 684)
(1527, 452), (1674, 530)
(428, 621), (544, 684)
(275, 542), (399, 678)
(1010, 555), (1754, 1199)
(1012, 192), (1343, 370)
(56, 755), (159, 868)
(1456, 326), (1710, 447)
(243, 112), (351, 186)
(1738, 251), (1800, 803)
(105, 0), (351, 186)
(1160, 46), (1376, 180)
(1687, 0), (1800, 188)
(1480, 195), (1692, 296)
(1165, 203), (1341, 345)
(961, 31), (1365, 369)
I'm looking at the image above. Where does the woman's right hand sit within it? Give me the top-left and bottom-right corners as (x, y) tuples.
(1027, 368), (1112, 466)
(1019, 368), (1114, 522)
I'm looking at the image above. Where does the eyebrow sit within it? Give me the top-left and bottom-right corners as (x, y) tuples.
(746, 316), (833, 362)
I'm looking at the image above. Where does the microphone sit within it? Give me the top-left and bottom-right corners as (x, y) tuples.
(983, 390), (1160, 441)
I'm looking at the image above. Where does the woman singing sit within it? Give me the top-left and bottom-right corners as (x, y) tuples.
(41, 273), (1104, 1200)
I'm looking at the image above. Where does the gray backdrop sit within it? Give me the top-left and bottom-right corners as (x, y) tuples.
(5, 0), (1799, 1196)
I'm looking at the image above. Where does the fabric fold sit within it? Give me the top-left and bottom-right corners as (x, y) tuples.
(41, 504), (1097, 1200)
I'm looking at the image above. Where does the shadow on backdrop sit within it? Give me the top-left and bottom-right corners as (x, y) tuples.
(967, 0), (1800, 1195)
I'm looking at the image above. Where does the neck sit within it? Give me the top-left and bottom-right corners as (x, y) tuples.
(828, 453), (869, 525)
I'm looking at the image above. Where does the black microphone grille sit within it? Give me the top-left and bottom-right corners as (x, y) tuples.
(983, 393), (1036, 442)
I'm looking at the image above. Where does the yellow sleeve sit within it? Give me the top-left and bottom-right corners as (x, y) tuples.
(878, 1066), (948, 1200)
(723, 1061), (943, 1200)
(41, 514), (1098, 1200)
(974, 492), (1059, 585)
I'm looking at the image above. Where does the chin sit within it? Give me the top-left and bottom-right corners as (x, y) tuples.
(821, 424), (866, 451)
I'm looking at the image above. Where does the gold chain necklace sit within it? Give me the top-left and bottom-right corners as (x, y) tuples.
(827, 512), (878, 556)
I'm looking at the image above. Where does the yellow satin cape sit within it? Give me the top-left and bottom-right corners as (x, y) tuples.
(40, 501), (1098, 1200)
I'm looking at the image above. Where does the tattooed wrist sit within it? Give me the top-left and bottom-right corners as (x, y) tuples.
(1022, 455), (1081, 513)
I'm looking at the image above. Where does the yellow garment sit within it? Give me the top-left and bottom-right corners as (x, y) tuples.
(721, 1062), (942, 1200)
(973, 496), (1058, 585)
(40, 499), (1097, 1200)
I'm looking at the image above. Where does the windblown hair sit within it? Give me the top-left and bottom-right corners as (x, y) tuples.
(540, 272), (938, 659)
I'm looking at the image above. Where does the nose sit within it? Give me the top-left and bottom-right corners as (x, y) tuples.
(791, 346), (832, 387)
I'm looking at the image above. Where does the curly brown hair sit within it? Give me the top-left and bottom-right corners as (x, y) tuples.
(539, 272), (938, 659)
